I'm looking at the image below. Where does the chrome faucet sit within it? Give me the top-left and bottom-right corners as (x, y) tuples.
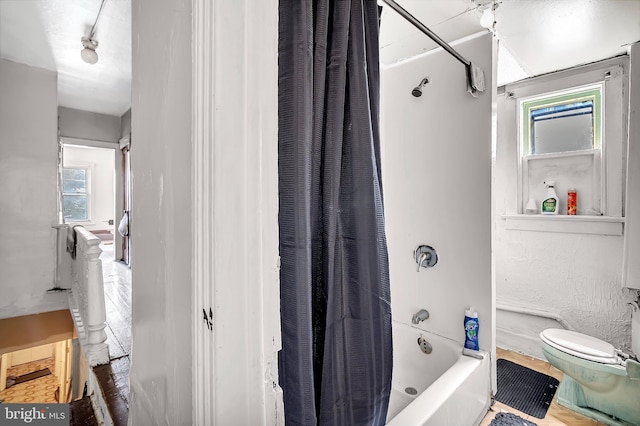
(412, 309), (430, 324)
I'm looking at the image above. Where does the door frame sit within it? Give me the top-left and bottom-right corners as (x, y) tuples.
(59, 137), (118, 246)
(191, 0), (282, 423)
(118, 135), (131, 265)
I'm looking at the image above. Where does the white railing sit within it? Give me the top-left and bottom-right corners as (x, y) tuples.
(54, 224), (109, 366)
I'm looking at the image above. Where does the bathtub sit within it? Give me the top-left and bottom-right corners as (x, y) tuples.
(386, 321), (492, 426)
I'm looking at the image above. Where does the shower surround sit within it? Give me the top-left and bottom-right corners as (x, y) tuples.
(381, 32), (495, 424)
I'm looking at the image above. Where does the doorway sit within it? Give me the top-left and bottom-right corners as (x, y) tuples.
(60, 143), (117, 261)
(58, 138), (132, 386)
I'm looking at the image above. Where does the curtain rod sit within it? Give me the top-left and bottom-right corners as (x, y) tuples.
(380, 0), (486, 96)
(380, 0), (470, 67)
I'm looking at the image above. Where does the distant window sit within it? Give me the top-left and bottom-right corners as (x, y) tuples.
(62, 168), (89, 221)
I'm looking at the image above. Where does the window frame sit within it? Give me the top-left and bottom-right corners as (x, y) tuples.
(512, 60), (626, 220)
(498, 57), (628, 236)
(518, 83), (604, 215)
(522, 85), (602, 156)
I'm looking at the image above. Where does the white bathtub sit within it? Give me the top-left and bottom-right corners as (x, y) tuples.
(386, 321), (491, 426)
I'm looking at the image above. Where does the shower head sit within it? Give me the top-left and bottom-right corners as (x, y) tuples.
(412, 77), (430, 97)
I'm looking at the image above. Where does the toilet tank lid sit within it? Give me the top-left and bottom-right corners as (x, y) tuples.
(541, 328), (617, 361)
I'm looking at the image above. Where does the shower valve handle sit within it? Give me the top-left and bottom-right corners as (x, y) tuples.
(415, 245), (438, 271)
(416, 252), (429, 271)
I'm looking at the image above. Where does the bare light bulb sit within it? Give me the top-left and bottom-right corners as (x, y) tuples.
(81, 47), (98, 64)
(80, 38), (99, 64)
(480, 7), (494, 29)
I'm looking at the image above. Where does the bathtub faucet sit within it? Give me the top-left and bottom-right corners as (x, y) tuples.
(412, 309), (430, 324)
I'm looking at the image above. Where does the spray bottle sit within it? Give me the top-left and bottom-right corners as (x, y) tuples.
(540, 180), (559, 215)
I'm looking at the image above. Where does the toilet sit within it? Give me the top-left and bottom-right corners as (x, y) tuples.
(540, 304), (640, 426)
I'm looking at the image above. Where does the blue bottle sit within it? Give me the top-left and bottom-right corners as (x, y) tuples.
(463, 307), (479, 354)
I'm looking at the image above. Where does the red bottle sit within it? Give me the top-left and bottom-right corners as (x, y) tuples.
(568, 189), (577, 215)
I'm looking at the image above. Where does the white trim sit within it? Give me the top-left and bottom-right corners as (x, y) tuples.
(602, 64), (626, 218)
(516, 92), (524, 214)
(246, 2), (283, 424)
(502, 214), (624, 235)
(61, 136), (118, 150)
(192, 0), (215, 422)
(523, 148), (599, 161)
(192, 1), (281, 424)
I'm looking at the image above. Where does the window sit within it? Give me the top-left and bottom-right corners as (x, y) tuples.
(62, 167), (89, 221)
(500, 57), (627, 235)
(519, 85), (604, 216)
(523, 86), (601, 155)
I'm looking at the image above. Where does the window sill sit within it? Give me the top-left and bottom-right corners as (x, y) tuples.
(501, 214), (624, 236)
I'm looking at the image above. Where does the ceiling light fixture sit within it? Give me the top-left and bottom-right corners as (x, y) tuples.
(81, 37), (99, 64)
(479, 7), (494, 29)
(80, 0), (107, 65)
(476, 1), (499, 30)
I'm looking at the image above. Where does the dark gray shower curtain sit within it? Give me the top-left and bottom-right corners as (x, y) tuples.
(278, 1), (392, 425)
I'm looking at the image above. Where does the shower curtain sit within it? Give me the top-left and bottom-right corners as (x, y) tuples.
(278, 1), (392, 425)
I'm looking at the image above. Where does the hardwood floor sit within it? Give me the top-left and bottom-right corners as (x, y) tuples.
(480, 348), (607, 426)
(99, 242), (131, 407)
(100, 242), (131, 362)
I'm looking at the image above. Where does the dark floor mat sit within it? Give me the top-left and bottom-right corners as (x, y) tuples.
(7, 368), (52, 387)
(496, 359), (559, 419)
(489, 412), (538, 426)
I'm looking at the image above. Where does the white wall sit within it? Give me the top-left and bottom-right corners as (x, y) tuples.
(495, 57), (637, 358)
(129, 0), (192, 424)
(63, 145), (115, 233)
(58, 107), (121, 143)
(0, 59), (66, 318)
(120, 109), (132, 138)
(382, 33), (494, 354)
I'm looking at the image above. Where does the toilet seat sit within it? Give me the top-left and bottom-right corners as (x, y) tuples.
(540, 328), (619, 364)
